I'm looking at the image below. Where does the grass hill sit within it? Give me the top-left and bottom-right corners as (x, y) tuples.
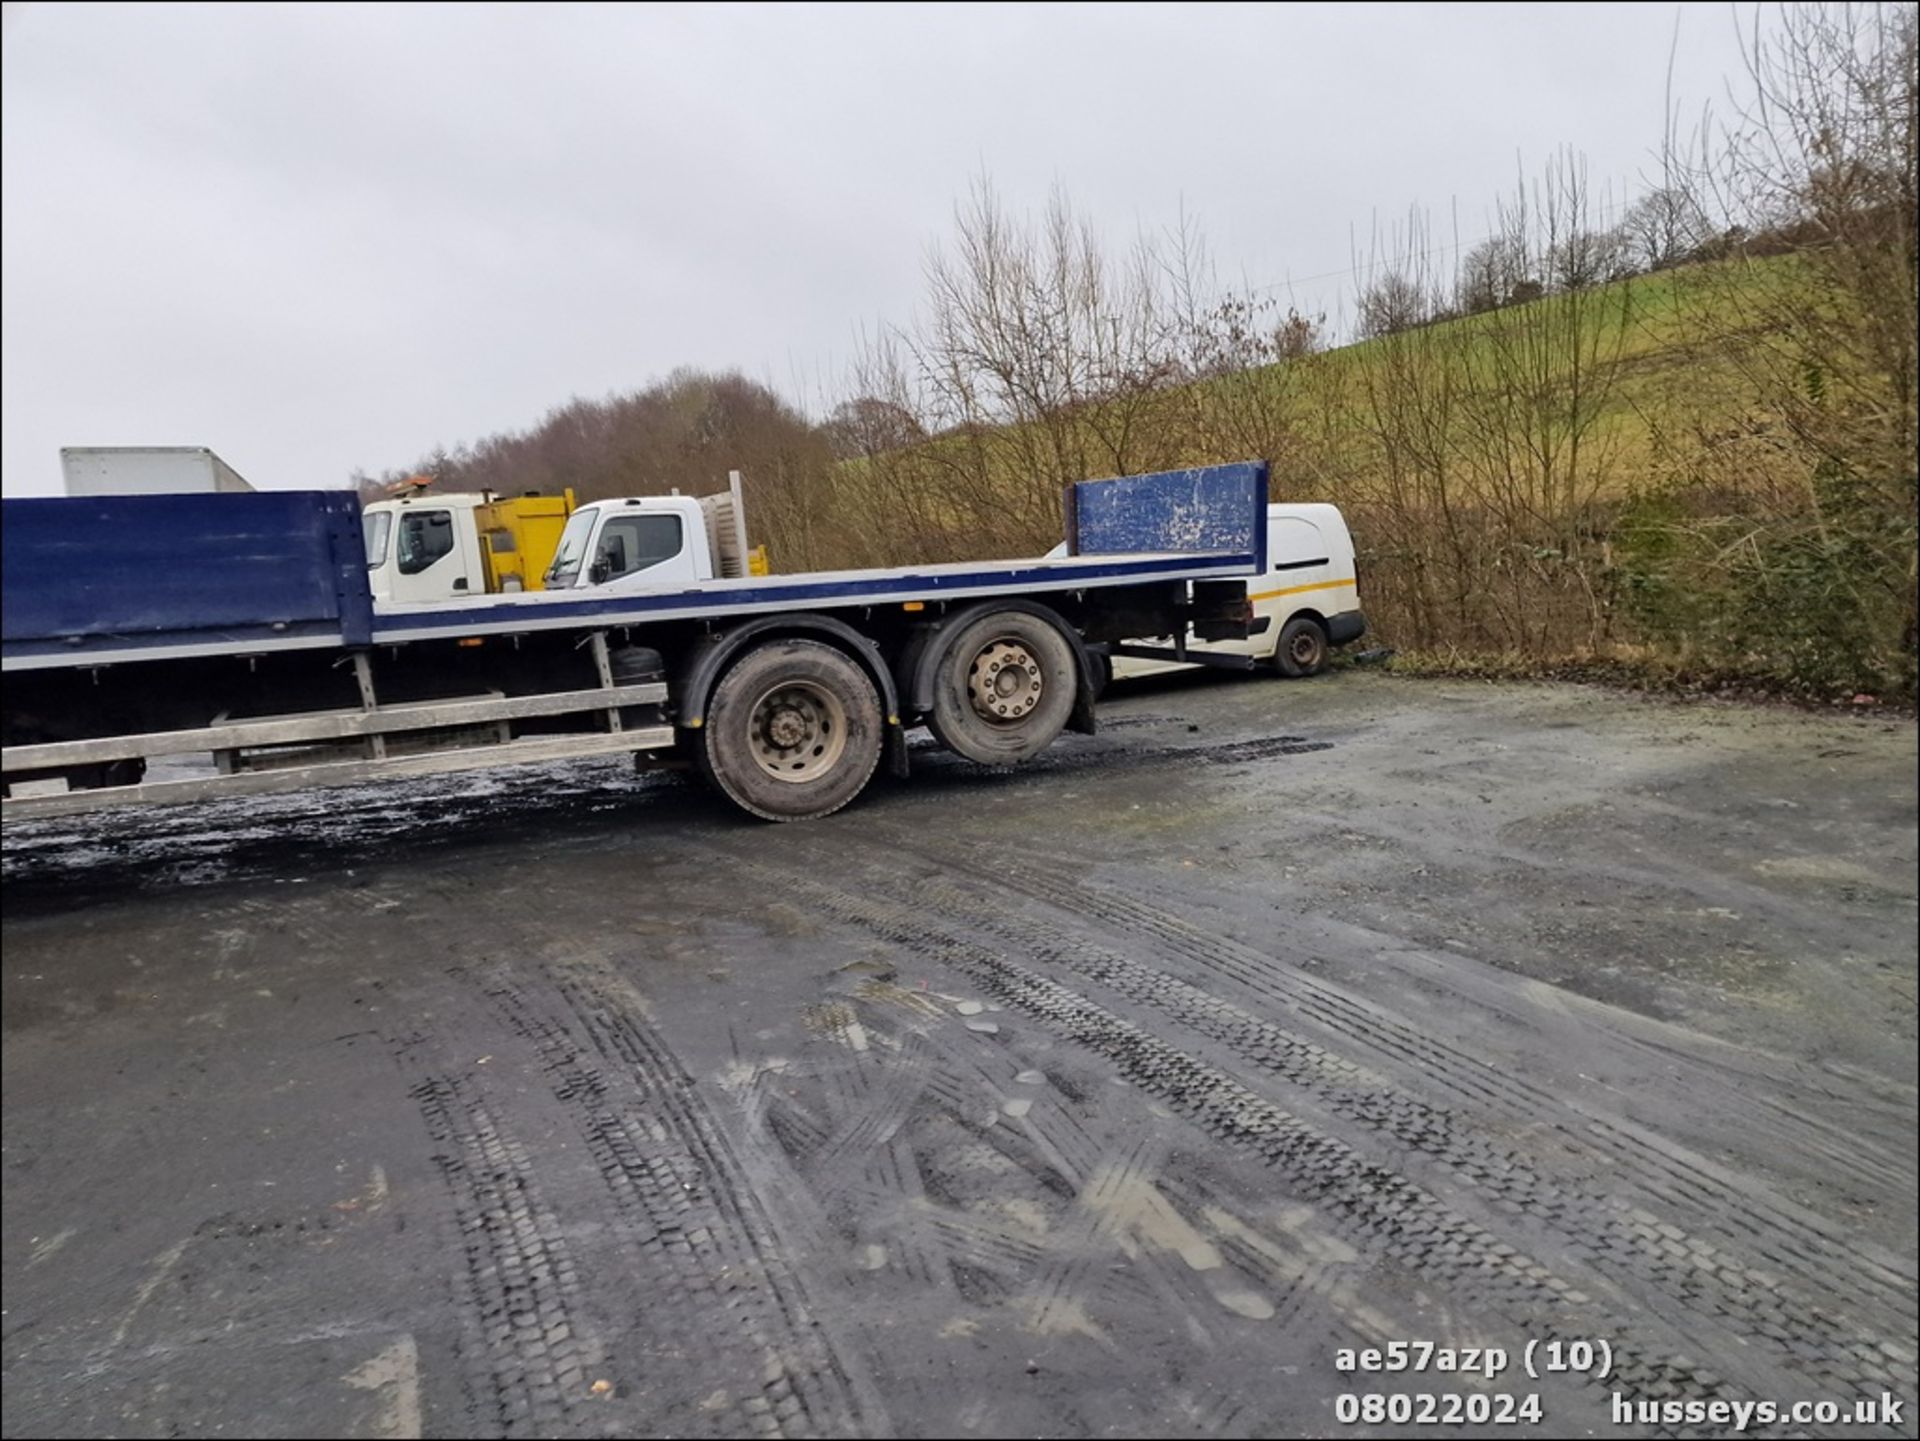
(825, 250), (1910, 698)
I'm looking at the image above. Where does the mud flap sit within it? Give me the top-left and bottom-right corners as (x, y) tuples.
(1068, 679), (1098, 736)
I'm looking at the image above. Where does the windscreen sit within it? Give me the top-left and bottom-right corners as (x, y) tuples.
(545, 509), (598, 588)
(363, 510), (392, 568)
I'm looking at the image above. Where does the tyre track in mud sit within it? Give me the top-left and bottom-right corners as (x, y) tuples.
(904, 732), (1334, 784)
(509, 959), (878, 1438)
(707, 840), (1905, 1433)
(745, 982), (1266, 1359)
(876, 856), (1914, 1399)
(908, 834), (1918, 1319)
(750, 988), (1420, 1437)
(740, 953), (1453, 1434)
(398, 954), (880, 1439)
(410, 1073), (608, 1439)
(744, 1011), (1012, 1308)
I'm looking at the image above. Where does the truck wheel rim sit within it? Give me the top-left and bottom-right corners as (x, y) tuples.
(967, 639), (1044, 725)
(748, 681), (847, 783)
(1290, 630), (1322, 666)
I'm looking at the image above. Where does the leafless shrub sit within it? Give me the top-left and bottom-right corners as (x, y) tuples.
(1642, 0), (1920, 688)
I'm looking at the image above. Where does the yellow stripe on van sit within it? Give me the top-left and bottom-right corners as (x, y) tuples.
(1245, 577), (1357, 603)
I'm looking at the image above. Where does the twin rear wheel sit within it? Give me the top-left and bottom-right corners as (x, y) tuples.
(700, 610), (1082, 820)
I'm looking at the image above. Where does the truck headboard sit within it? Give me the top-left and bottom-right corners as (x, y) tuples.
(2, 490), (372, 670)
(1066, 461), (1267, 572)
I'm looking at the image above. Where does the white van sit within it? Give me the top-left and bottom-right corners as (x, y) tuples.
(1080, 503), (1366, 682)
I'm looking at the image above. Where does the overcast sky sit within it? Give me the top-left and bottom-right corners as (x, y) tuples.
(2, 1), (1754, 496)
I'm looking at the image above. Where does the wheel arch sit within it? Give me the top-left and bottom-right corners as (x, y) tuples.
(676, 616), (906, 773)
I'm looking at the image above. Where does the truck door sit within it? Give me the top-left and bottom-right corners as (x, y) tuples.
(389, 507), (469, 603)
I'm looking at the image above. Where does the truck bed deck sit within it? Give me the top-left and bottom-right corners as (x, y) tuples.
(370, 547), (1248, 644)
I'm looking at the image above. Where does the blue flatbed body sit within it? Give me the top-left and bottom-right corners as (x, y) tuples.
(2, 490), (373, 670)
(2, 463), (1267, 671)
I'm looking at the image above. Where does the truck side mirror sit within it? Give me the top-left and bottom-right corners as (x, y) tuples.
(588, 559), (609, 585)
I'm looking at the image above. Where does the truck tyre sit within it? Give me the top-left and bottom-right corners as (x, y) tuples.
(1274, 616), (1330, 678)
(928, 609), (1078, 765)
(701, 639), (883, 821)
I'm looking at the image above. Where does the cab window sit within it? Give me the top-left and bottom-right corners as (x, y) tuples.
(396, 510), (455, 574)
(594, 514), (683, 580)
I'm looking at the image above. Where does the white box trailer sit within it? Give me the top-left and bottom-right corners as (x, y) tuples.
(60, 446), (253, 497)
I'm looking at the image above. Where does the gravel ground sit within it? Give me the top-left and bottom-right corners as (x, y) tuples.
(3, 670), (1915, 1439)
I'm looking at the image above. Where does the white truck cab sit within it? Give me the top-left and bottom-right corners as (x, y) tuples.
(368, 478), (756, 608)
(543, 486), (752, 591)
(1083, 502), (1367, 681)
(544, 496), (711, 590)
(365, 493), (491, 604)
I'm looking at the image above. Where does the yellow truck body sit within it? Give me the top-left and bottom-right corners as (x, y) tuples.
(475, 490), (576, 593)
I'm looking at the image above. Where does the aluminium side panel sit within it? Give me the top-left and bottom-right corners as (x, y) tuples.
(1069, 461), (1269, 574)
(2, 490), (372, 669)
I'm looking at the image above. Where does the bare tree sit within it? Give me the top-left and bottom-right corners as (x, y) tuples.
(1621, 186), (1712, 270)
(1456, 235), (1533, 312)
(821, 396), (925, 461)
(1661, 0), (1919, 684)
(1161, 213), (1325, 482)
(1546, 225), (1633, 291)
(1357, 271), (1431, 337)
(836, 179), (1194, 560)
(1458, 150), (1638, 651)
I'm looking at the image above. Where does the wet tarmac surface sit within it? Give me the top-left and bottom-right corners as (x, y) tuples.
(3, 671), (1915, 1437)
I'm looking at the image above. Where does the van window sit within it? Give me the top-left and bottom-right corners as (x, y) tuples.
(396, 510), (455, 575)
(1269, 517), (1328, 571)
(594, 514), (683, 580)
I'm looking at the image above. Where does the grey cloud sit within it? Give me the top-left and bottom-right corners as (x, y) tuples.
(3, 1), (1750, 495)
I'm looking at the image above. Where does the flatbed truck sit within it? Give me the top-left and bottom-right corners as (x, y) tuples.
(1, 463), (1268, 823)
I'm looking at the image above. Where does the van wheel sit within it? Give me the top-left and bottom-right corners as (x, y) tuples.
(1274, 617), (1329, 678)
(702, 640), (883, 820)
(929, 610), (1078, 765)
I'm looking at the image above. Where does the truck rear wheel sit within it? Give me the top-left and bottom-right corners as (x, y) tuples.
(928, 610), (1078, 765)
(701, 639), (883, 821)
